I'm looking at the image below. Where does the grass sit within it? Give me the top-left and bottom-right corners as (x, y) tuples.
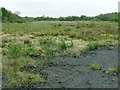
(103, 67), (119, 75)
(9, 71), (45, 87)
(2, 56), (45, 87)
(8, 42), (22, 58)
(89, 63), (100, 70)
(87, 41), (100, 51)
(89, 64), (119, 75)
(1, 21), (118, 87)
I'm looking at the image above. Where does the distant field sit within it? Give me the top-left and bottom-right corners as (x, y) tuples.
(1, 21), (118, 87)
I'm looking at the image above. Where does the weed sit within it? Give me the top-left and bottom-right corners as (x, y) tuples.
(8, 42), (22, 58)
(103, 67), (119, 75)
(89, 63), (100, 70)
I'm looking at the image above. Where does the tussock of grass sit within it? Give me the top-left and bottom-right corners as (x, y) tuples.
(87, 41), (100, 51)
(98, 39), (118, 46)
(9, 71), (45, 87)
(8, 42), (22, 58)
(3, 57), (42, 72)
(89, 63), (100, 70)
(103, 67), (119, 75)
(65, 39), (88, 56)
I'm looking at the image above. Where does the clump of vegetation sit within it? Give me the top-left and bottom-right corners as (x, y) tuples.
(47, 61), (59, 67)
(9, 71), (45, 87)
(24, 42), (38, 57)
(8, 42), (22, 58)
(39, 37), (74, 59)
(58, 39), (67, 51)
(89, 63), (100, 70)
(87, 42), (100, 50)
(58, 24), (61, 26)
(68, 33), (76, 38)
(39, 37), (56, 59)
(2, 56), (45, 87)
(103, 67), (119, 75)
(24, 39), (30, 44)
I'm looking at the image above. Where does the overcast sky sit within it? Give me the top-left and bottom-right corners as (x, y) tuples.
(0, 0), (119, 17)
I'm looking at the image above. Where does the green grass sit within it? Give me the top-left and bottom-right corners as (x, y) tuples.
(89, 63), (100, 70)
(8, 42), (22, 58)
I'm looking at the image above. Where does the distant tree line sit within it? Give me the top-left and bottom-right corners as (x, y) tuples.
(0, 7), (118, 23)
(34, 13), (118, 22)
(1, 7), (26, 23)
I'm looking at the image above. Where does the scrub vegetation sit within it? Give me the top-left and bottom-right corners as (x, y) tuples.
(1, 7), (118, 87)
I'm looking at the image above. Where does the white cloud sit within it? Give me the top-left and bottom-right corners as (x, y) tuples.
(0, 0), (119, 17)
